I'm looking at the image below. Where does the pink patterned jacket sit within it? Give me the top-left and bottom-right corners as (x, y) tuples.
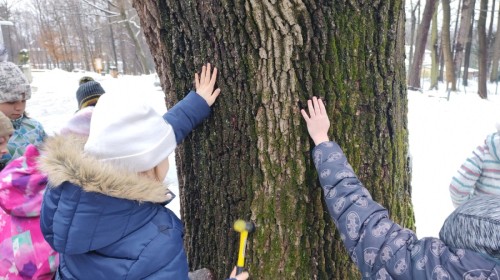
(0, 145), (58, 279)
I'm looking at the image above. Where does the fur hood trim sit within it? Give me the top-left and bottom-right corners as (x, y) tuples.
(38, 134), (173, 203)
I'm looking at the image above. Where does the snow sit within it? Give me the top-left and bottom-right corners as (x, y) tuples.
(27, 68), (500, 238)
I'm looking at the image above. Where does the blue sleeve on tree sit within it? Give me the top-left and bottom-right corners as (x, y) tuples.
(163, 91), (211, 144)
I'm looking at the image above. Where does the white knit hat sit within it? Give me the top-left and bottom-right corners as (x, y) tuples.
(84, 90), (176, 172)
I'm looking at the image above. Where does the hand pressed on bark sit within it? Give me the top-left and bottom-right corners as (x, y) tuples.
(195, 63), (221, 106)
(300, 96), (330, 145)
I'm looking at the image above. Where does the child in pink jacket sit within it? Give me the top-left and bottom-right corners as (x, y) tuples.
(0, 144), (58, 279)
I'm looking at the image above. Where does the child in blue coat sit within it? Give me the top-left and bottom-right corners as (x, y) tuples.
(302, 96), (500, 279)
(40, 64), (248, 280)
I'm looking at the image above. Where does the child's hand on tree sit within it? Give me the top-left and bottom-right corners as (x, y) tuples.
(301, 96), (330, 145)
(195, 63), (221, 106)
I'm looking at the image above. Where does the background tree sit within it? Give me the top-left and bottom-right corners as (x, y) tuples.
(442, 0), (456, 90)
(408, 0), (438, 90)
(453, 0), (476, 85)
(478, 0), (489, 98)
(489, 2), (500, 82)
(430, 1), (440, 90)
(462, 5), (476, 86)
(407, 0), (420, 80)
(487, 0), (497, 69)
(134, 0), (413, 279)
(0, 0), (154, 74)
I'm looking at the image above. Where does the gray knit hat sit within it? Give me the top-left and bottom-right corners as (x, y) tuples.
(0, 111), (13, 137)
(76, 80), (105, 109)
(0, 61), (31, 103)
(439, 195), (500, 259)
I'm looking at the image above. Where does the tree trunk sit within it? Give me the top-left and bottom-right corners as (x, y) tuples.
(118, 0), (149, 74)
(453, 0), (475, 85)
(490, 2), (500, 82)
(408, 0), (437, 89)
(452, 0), (463, 54)
(73, 0), (92, 71)
(107, 1), (119, 68)
(439, 40), (445, 82)
(478, 0), (488, 98)
(407, 1), (420, 81)
(463, 4), (476, 86)
(442, 0), (457, 90)
(487, 0), (497, 71)
(133, 1), (413, 279)
(430, 1), (440, 90)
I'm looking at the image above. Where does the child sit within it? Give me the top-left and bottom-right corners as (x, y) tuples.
(58, 77), (106, 137)
(0, 53), (46, 170)
(0, 111), (58, 279)
(302, 96), (500, 279)
(75, 77), (105, 110)
(449, 125), (500, 207)
(39, 64), (248, 280)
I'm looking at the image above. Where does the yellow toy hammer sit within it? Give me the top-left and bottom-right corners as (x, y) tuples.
(233, 219), (255, 275)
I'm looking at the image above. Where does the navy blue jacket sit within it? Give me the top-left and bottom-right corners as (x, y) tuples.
(40, 91), (210, 279)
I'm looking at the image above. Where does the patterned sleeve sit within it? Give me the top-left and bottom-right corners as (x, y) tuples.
(449, 143), (485, 207)
(313, 141), (418, 278)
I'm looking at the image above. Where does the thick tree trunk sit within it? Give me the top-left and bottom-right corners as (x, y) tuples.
(478, 0), (488, 98)
(133, 1), (413, 279)
(442, 0), (457, 90)
(408, 0), (437, 89)
(453, 0), (475, 84)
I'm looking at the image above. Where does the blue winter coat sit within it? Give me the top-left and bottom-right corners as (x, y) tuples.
(314, 141), (500, 279)
(39, 91), (210, 279)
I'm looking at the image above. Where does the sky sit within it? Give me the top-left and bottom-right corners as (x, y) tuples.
(27, 68), (500, 239)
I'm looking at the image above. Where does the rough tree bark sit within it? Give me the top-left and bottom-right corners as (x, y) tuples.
(133, 1), (413, 279)
(478, 0), (488, 98)
(408, 0), (437, 89)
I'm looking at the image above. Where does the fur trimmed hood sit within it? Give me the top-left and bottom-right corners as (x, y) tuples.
(38, 134), (174, 203)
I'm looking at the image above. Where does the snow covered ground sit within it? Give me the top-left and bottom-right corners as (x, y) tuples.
(27, 68), (500, 238)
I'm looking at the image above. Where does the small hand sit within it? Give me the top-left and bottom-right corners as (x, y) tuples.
(228, 266), (249, 280)
(195, 63), (221, 106)
(300, 96), (330, 145)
